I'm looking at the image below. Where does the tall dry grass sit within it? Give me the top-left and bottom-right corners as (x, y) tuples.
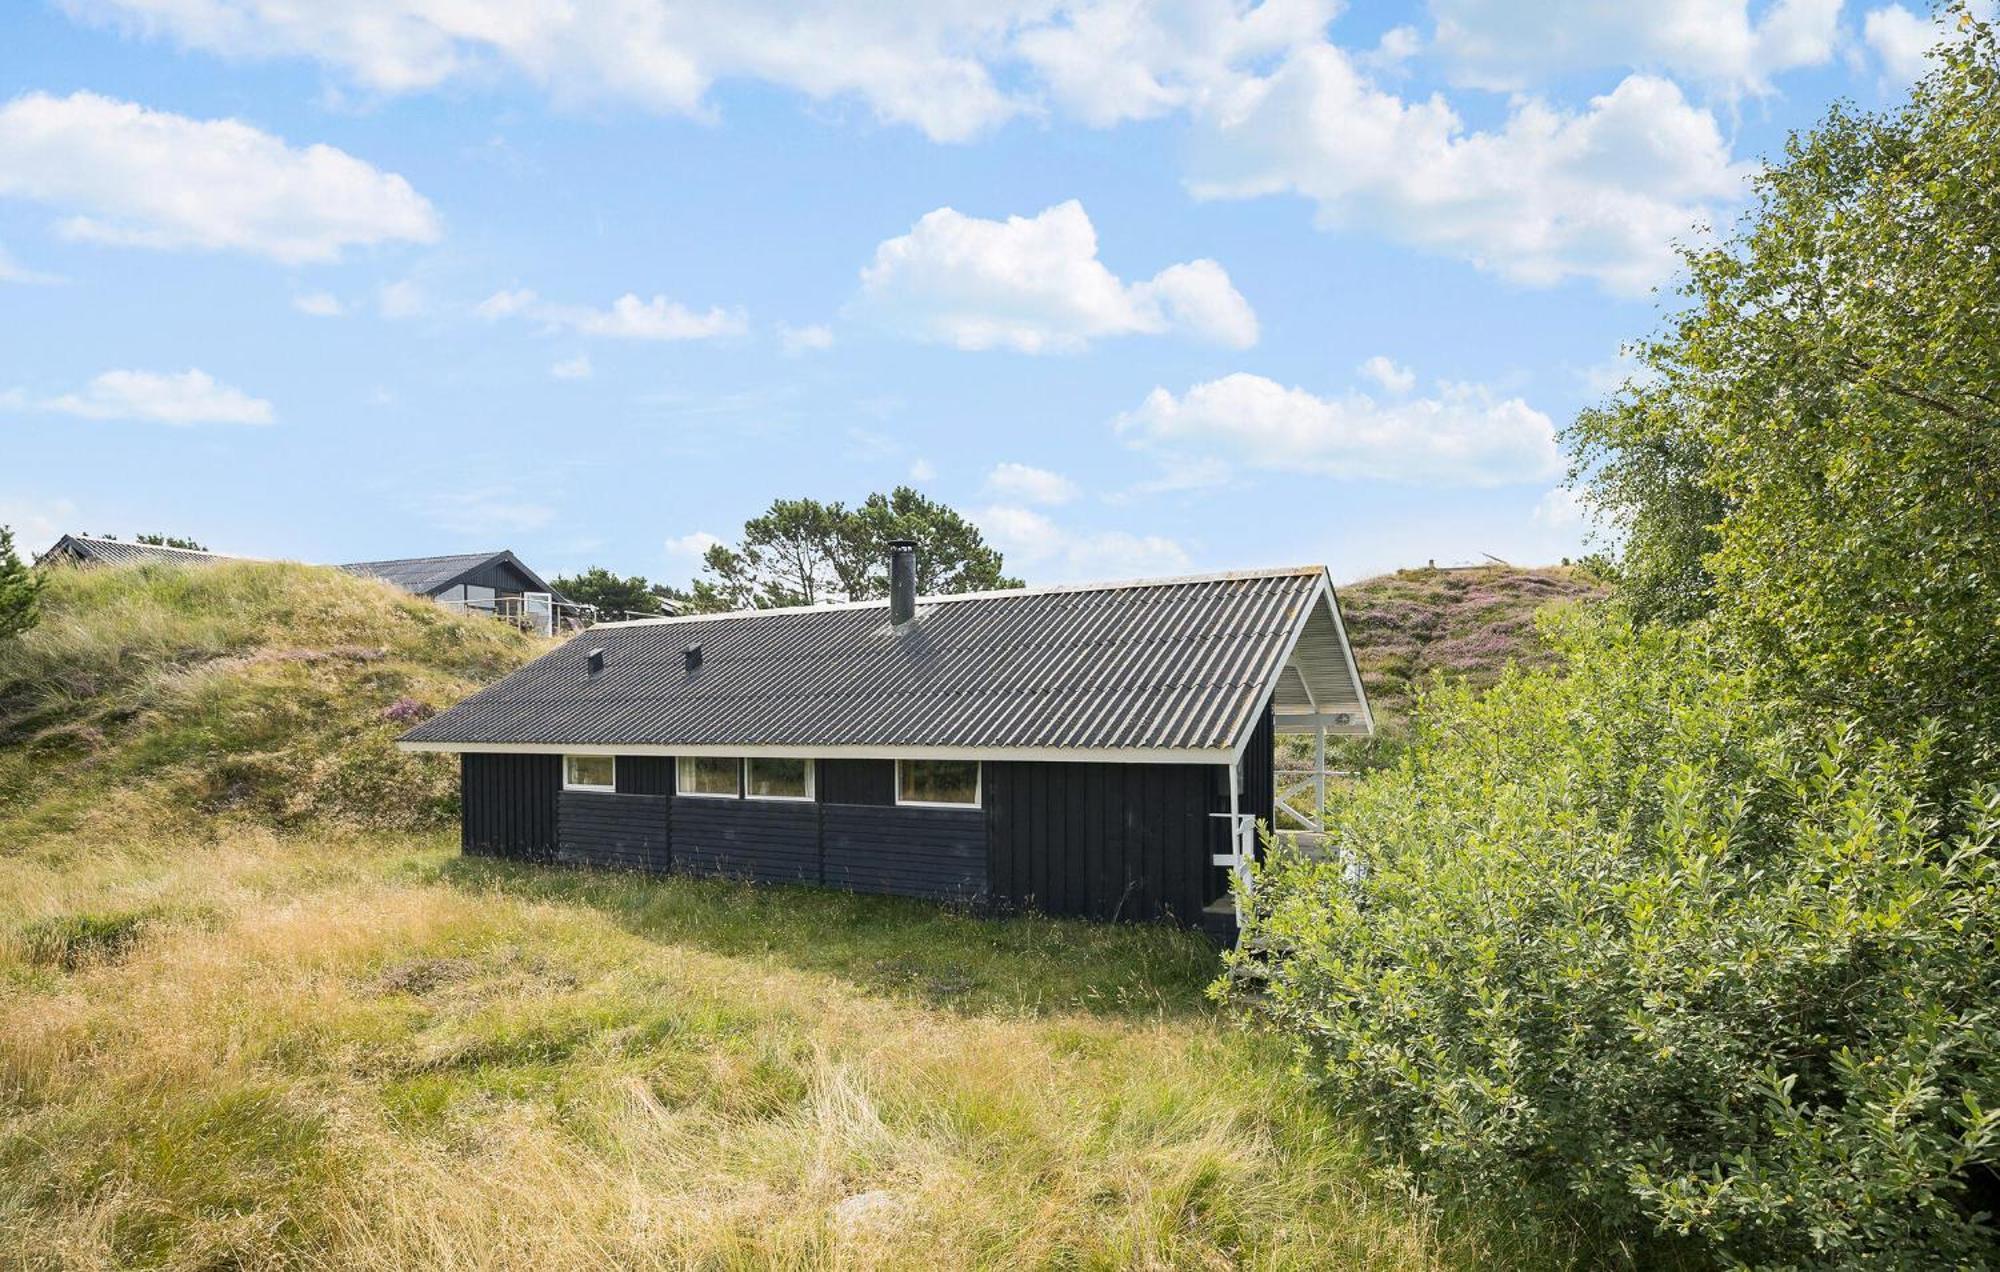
(1, 827), (1500, 1269)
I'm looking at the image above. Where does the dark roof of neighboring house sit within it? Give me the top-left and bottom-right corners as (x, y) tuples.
(339, 550), (558, 599)
(36, 534), (247, 568)
(401, 567), (1372, 761)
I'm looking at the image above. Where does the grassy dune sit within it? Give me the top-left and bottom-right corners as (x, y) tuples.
(0, 563), (1564, 1268)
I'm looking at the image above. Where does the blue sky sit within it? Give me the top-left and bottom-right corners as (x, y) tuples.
(0, 1), (1946, 586)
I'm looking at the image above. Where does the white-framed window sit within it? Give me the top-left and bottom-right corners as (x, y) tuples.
(563, 754), (616, 792)
(677, 755), (741, 798)
(896, 759), (981, 809)
(746, 756), (813, 801)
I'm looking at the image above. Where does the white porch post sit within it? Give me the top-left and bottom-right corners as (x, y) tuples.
(1313, 723), (1326, 833)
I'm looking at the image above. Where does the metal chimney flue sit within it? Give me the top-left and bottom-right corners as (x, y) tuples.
(888, 539), (918, 626)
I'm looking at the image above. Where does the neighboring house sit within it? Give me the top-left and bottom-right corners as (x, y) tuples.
(36, 534), (248, 568)
(340, 550), (573, 635)
(400, 542), (1372, 934)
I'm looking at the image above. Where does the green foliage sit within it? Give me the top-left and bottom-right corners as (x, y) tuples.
(135, 533), (207, 551)
(0, 526), (43, 641)
(549, 565), (664, 618)
(1239, 613), (2000, 1265)
(668, 486), (1019, 612)
(1568, 7), (2000, 787)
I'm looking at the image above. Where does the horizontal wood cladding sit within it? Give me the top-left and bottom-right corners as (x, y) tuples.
(672, 797), (819, 885)
(615, 755), (674, 796)
(984, 760), (1227, 925)
(818, 758), (894, 806)
(822, 805), (985, 902)
(557, 790), (669, 872)
(462, 752), (560, 861)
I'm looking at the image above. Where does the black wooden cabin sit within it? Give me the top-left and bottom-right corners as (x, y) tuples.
(403, 549), (1371, 930)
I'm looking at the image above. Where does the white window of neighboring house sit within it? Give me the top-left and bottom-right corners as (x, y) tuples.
(563, 754), (616, 792)
(896, 759), (981, 808)
(746, 756), (813, 802)
(677, 755), (742, 798)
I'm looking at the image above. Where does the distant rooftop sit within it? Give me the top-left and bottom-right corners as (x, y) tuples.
(36, 534), (248, 569)
(339, 549), (560, 600)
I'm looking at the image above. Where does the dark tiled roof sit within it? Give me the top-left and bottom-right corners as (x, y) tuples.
(37, 535), (246, 567)
(403, 567), (1364, 757)
(339, 550), (553, 597)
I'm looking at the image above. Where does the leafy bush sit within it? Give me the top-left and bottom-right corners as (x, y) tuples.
(1237, 613), (2000, 1265)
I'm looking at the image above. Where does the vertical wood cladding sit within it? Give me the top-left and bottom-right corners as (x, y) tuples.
(984, 760), (1228, 924)
(615, 756), (675, 796)
(823, 805), (985, 901)
(818, 758), (894, 806)
(461, 752), (561, 861)
(463, 753), (1254, 927)
(557, 790), (670, 871)
(1240, 706), (1275, 831)
(672, 797), (820, 884)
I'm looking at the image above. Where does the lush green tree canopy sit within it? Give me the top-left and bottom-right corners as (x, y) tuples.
(1568, 4), (2000, 786)
(668, 487), (1019, 613)
(135, 534), (207, 551)
(549, 566), (666, 619)
(0, 526), (44, 641)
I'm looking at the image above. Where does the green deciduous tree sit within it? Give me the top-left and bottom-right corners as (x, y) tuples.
(667, 487), (1019, 613)
(549, 566), (665, 619)
(1568, 4), (2000, 787)
(0, 526), (44, 640)
(135, 533), (207, 551)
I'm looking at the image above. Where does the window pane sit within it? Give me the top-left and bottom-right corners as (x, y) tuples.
(679, 756), (740, 796)
(747, 756), (810, 799)
(899, 760), (979, 806)
(565, 755), (615, 789)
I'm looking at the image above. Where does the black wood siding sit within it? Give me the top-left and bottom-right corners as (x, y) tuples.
(461, 753), (560, 860)
(984, 760), (1227, 924)
(823, 805), (985, 901)
(1241, 706), (1275, 832)
(557, 790), (670, 871)
(818, 758), (894, 806)
(672, 797), (820, 884)
(616, 756), (675, 796)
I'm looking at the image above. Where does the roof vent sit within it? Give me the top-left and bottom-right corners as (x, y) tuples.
(683, 643), (702, 672)
(888, 538), (918, 627)
(586, 647), (605, 676)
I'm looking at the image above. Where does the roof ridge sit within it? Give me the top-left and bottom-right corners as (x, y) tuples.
(594, 564), (1327, 629)
(64, 534), (232, 558)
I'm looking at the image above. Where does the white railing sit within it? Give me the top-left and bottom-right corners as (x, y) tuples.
(1210, 811), (1260, 901)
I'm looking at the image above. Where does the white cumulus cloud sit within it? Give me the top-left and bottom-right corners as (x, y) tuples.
(1191, 57), (1749, 295)
(1532, 485), (1589, 529)
(1429, 0), (1841, 94)
(26, 368), (273, 425)
(665, 530), (723, 560)
(64, 0), (1036, 143)
(1358, 355), (1415, 394)
(980, 503), (1193, 582)
(292, 291), (346, 317)
(855, 200), (1257, 352)
(778, 322), (835, 354)
(479, 288), (747, 341)
(0, 91), (438, 263)
(1864, 5), (1937, 80)
(986, 461), (1079, 505)
(1115, 371), (1562, 487)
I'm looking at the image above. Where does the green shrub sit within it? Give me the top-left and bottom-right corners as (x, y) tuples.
(1236, 613), (2000, 1265)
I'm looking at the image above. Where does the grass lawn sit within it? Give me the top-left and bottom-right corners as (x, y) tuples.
(0, 825), (1554, 1269)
